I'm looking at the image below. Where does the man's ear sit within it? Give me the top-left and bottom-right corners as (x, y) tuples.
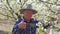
(21, 11), (24, 14)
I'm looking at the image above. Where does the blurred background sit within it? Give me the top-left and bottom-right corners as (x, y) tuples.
(0, 0), (60, 34)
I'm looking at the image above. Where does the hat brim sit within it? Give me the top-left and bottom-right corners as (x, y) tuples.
(19, 9), (37, 14)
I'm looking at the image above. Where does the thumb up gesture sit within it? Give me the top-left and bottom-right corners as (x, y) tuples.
(18, 19), (26, 29)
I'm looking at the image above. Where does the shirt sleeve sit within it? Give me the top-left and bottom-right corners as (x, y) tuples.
(12, 19), (23, 34)
(31, 18), (39, 28)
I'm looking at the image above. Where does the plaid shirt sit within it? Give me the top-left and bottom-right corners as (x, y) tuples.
(12, 18), (38, 34)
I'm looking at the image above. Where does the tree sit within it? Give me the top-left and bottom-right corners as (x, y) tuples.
(0, 0), (60, 34)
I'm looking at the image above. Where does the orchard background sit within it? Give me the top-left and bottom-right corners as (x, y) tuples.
(0, 0), (60, 34)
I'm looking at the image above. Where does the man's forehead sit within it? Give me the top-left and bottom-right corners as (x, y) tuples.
(23, 10), (33, 12)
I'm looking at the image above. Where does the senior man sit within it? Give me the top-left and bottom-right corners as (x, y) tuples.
(12, 4), (39, 34)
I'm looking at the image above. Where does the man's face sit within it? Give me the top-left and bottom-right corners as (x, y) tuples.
(23, 10), (33, 20)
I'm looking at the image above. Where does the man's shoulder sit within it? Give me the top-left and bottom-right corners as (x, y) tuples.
(14, 18), (22, 24)
(31, 18), (38, 23)
(31, 18), (36, 20)
(16, 18), (22, 21)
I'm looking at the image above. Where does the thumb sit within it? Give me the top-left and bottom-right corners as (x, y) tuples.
(21, 19), (24, 23)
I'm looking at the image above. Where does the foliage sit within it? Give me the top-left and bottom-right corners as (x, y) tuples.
(0, 0), (60, 34)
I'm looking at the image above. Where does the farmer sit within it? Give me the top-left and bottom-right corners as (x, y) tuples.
(12, 4), (39, 34)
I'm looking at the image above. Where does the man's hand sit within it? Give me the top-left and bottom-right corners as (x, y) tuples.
(18, 19), (26, 29)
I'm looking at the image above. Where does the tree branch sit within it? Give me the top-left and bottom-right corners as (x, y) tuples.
(0, 13), (14, 18)
(20, 0), (28, 8)
(6, 0), (17, 20)
(39, 0), (56, 13)
(16, 0), (28, 19)
(39, 0), (60, 6)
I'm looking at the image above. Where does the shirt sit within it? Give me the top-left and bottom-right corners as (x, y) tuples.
(12, 18), (39, 34)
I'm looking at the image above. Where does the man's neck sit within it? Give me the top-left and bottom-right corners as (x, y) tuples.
(23, 17), (31, 22)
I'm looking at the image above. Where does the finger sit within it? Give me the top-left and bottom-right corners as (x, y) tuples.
(22, 19), (24, 21)
(20, 19), (24, 23)
(21, 19), (24, 22)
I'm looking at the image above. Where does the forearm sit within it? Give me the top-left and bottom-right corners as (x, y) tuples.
(12, 24), (23, 34)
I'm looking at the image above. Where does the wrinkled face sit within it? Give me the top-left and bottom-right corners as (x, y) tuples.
(23, 10), (33, 20)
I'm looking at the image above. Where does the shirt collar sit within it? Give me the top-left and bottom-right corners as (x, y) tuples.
(22, 17), (33, 23)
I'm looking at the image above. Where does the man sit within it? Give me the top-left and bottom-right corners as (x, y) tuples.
(12, 4), (38, 34)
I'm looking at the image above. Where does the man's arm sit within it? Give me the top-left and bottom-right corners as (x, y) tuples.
(12, 18), (26, 34)
(12, 19), (22, 34)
